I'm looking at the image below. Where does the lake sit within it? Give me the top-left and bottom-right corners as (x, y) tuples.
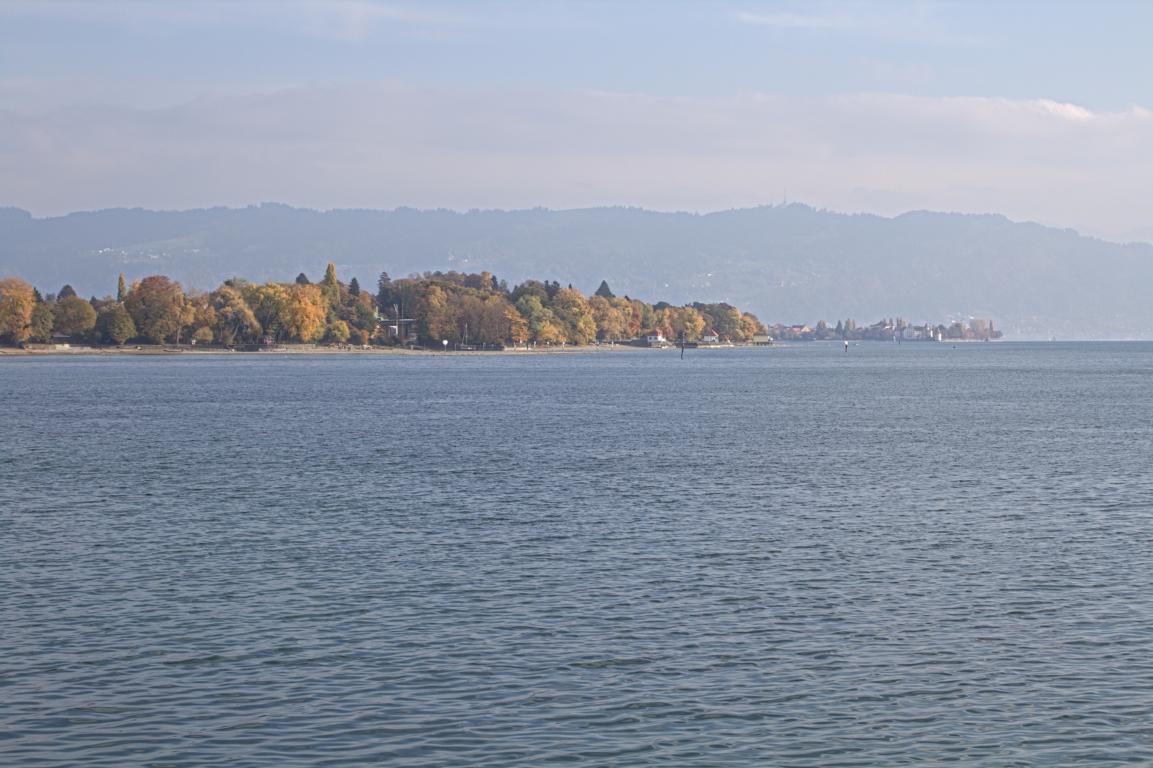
(4, 343), (1153, 766)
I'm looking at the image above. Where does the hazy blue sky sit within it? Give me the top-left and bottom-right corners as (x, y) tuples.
(2, 1), (1151, 239)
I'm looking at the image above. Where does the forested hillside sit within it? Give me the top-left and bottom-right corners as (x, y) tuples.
(3, 204), (1151, 338)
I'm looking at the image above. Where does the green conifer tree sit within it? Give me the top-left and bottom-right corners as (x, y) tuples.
(321, 262), (340, 306)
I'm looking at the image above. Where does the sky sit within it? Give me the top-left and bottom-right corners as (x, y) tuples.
(1, 0), (1151, 241)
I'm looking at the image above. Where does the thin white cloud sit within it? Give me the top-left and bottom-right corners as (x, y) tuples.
(1032, 99), (1095, 122)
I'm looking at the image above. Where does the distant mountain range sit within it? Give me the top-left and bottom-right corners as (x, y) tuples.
(2, 203), (1151, 339)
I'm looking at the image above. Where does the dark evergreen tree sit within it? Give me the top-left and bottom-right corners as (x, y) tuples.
(377, 271), (392, 307)
(295, 272), (311, 285)
(349, 277), (361, 297)
(29, 301), (54, 341)
(57, 284), (77, 299)
(594, 280), (615, 298)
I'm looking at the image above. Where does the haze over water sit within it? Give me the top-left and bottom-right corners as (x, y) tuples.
(4, 343), (1153, 765)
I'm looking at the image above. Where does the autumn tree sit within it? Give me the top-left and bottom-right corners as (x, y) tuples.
(589, 296), (627, 340)
(53, 295), (98, 337)
(551, 288), (597, 344)
(741, 312), (766, 340)
(0, 277), (36, 343)
(281, 284), (327, 342)
(419, 284), (456, 343)
(449, 292), (483, 344)
(695, 302), (743, 341)
(505, 305), (529, 345)
(675, 306), (706, 341)
(124, 275), (187, 343)
(516, 295), (565, 344)
(617, 298), (643, 338)
(211, 284), (261, 344)
(186, 292), (218, 344)
(655, 306), (673, 336)
(478, 294), (513, 344)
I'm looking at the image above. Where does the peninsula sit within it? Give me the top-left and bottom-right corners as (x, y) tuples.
(0, 266), (1000, 352)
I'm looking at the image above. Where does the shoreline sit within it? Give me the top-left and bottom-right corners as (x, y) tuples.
(0, 343), (717, 357)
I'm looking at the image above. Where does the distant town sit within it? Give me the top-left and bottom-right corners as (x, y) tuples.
(766, 317), (1002, 343)
(1, 267), (1001, 351)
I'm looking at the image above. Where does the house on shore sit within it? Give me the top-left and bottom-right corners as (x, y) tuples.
(644, 331), (667, 347)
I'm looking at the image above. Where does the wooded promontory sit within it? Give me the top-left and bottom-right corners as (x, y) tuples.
(0, 268), (768, 348)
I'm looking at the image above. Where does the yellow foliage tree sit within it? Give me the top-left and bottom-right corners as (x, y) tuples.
(676, 306), (706, 341)
(187, 293), (218, 343)
(590, 295), (628, 340)
(212, 284), (261, 344)
(551, 288), (597, 344)
(420, 284), (456, 343)
(281, 284), (327, 342)
(0, 277), (35, 343)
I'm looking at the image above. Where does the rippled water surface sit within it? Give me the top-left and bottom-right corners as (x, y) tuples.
(4, 343), (1153, 766)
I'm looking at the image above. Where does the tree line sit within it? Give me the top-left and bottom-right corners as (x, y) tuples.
(0, 268), (769, 348)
